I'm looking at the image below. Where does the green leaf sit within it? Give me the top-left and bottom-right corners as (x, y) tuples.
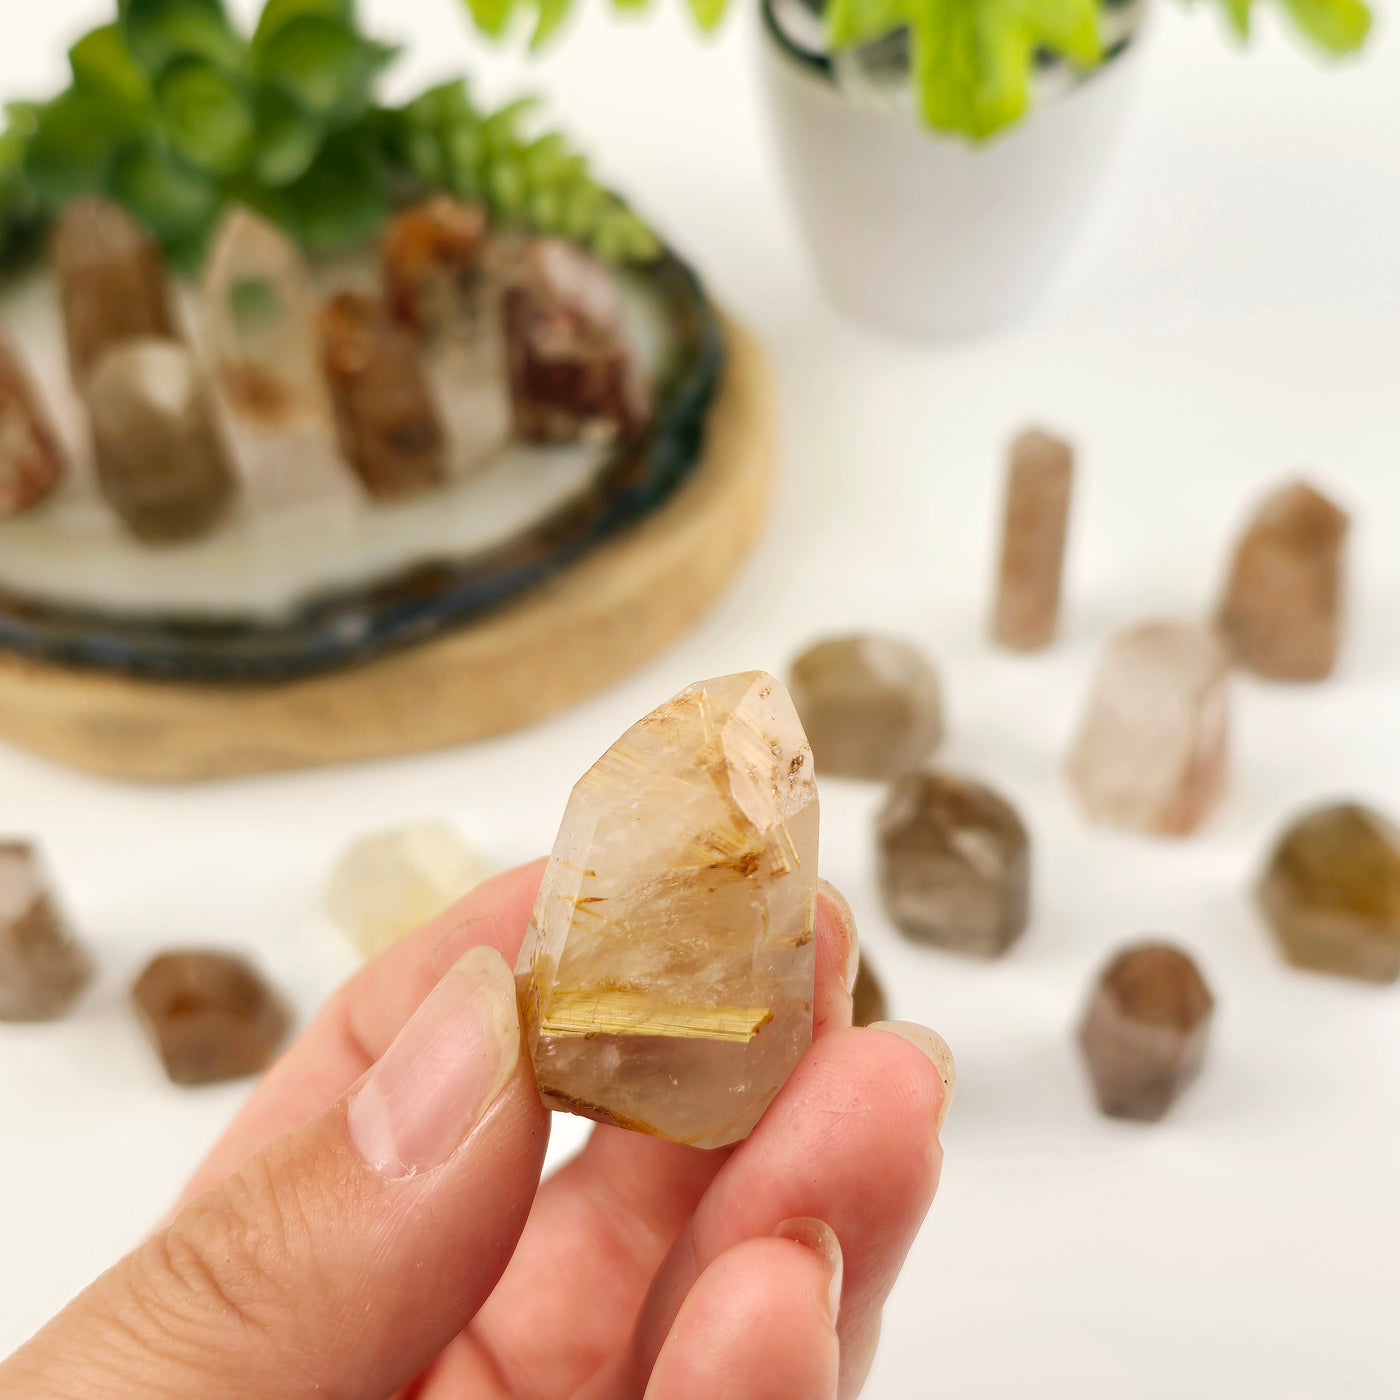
(23, 89), (148, 209)
(684, 0), (731, 31)
(252, 83), (325, 185)
(253, 15), (393, 122)
(253, 0), (353, 52)
(530, 0), (575, 48)
(119, 0), (245, 77)
(108, 137), (220, 248)
(156, 56), (254, 173)
(280, 128), (390, 252)
(462, 0), (523, 39)
(1277, 0), (1371, 53)
(69, 25), (151, 107)
(825, 0), (904, 48)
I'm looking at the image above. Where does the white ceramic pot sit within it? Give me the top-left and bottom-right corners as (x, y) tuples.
(759, 2), (1149, 339)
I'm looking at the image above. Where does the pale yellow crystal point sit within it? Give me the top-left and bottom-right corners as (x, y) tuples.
(517, 671), (819, 1148)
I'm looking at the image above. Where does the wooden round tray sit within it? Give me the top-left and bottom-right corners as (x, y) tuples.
(0, 316), (774, 782)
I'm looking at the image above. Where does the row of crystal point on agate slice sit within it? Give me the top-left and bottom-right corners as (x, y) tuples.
(0, 195), (650, 542)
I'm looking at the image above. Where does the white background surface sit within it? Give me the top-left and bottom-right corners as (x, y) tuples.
(3, 0), (1400, 1394)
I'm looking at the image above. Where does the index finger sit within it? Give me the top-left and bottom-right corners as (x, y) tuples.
(174, 858), (546, 1209)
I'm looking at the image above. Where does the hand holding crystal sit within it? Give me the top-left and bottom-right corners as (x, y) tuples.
(1, 862), (952, 1400)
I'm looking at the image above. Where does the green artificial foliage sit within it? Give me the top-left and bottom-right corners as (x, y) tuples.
(0, 0), (659, 273)
(462, 0), (1372, 141)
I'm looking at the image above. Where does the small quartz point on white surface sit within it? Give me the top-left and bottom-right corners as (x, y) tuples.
(326, 821), (492, 959)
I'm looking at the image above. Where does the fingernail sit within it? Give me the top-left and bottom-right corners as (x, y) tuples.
(773, 1217), (843, 1325)
(817, 878), (859, 996)
(348, 945), (519, 1177)
(870, 1020), (956, 1133)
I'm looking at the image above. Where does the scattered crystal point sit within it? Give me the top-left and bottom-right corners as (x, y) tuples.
(320, 292), (447, 500)
(1078, 942), (1213, 1122)
(851, 957), (888, 1027)
(516, 671), (819, 1149)
(86, 338), (236, 543)
(0, 842), (92, 1022)
(1068, 621), (1230, 837)
(383, 198), (510, 476)
(992, 427), (1074, 651)
(54, 198), (175, 385)
(504, 237), (650, 445)
(326, 821), (492, 960)
(1216, 479), (1349, 681)
(877, 771), (1030, 957)
(0, 332), (66, 515)
(1257, 803), (1400, 983)
(383, 195), (489, 337)
(132, 951), (289, 1086)
(789, 635), (944, 781)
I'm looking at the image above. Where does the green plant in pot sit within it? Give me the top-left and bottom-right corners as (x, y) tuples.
(456, 0), (1373, 337)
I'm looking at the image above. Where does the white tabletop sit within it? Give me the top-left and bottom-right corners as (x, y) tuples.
(4, 1), (1400, 1393)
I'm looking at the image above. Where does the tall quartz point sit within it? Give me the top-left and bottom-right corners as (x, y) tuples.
(1068, 621), (1229, 836)
(1257, 803), (1400, 983)
(991, 427), (1074, 651)
(0, 842), (92, 1022)
(0, 332), (66, 515)
(54, 198), (175, 384)
(321, 292), (447, 500)
(200, 207), (360, 532)
(516, 672), (819, 1148)
(504, 237), (650, 445)
(1216, 479), (1349, 681)
(87, 339), (235, 543)
(382, 197), (511, 475)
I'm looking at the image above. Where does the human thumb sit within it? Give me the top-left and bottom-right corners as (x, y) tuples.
(1, 946), (547, 1400)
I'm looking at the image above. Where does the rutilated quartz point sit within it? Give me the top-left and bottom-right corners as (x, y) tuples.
(326, 821), (492, 960)
(382, 197), (510, 476)
(0, 332), (66, 515)
(788, 635), (944, 781)
(132, 951), (289, 1086)
(1068, 621), (1229, 837)
(1078, 942), (1213, 1122)
(53, 198), (175, 385)
(0, 842), (92, 1022)
(876, 771), (1030, 957)
(991, 427), (1074, 650)
(86, 339), (235, 543)
(1257, 803), (1400, 983)
(504, 237), (650, 445)
(320, 292), (447, 500)
(516, 671), (819, 1149)
(1216, 479), (1349, 681)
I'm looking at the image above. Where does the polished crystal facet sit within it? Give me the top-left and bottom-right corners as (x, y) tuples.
(320, 292), (447, 500)
(504, 238), (649, 444)
(54, 198), (175, 384)
(132, 951), (289, 1085)
(851, 957), (888, 1027)
(326, 821), (492, 960)
(1078, 942), (1213, 1121)
(383, 197), (510, 476)
(877, 771), (1030, 957)
(86, 339), (235, 543)
(992, 427), (1074, 651)
(788, 635), (944, 781)
(1068, 621), (1229, 836)
(517, 671), (819, 1148)
(1216, 479), (1349, 681)
(1257, 803), (1400, 983)
(0, 842), (92, 1022)
(0, 333), (65, 515)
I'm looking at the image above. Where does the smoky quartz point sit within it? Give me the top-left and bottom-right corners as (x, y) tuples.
(788, 635), (945, 781)
(1257, 803), (1400, 983)
(132, 951), (289, 1085)
(1079, 943), (1213, 1122)
(877, 771), (1030, 957)
(851, 957), (888, 1027)
(0, 842), (92, 1022)
(54, 198), (175, 385)
(516, 671), (819, 1148)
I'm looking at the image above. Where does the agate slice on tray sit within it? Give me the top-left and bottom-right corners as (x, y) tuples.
(0, 197), (722, 682)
